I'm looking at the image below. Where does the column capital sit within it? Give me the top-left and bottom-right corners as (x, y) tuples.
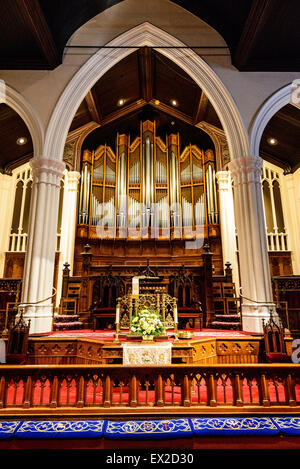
(66, 171), (81, 191)
(228, 155), (263, 183)
(215, 170), (231, 190)
(30, 157), (65, 187)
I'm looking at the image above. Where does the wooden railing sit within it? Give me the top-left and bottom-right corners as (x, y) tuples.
(0, 364), (299, 416)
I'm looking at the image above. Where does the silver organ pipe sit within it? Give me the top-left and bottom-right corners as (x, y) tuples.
(128, 195), (140, 228)
(156, 195), (169, 228)
(93, 164), (104, 180)
(206, 163), (218, 224)
(156, 161), (167, 183)
(194, 193), (205, 225)
(129, 161), (140, 183)
(212, 166), (218, 223)
(180, 164), (190, 182)
(103, 196), (115, 227)
(79, 163), (91, 224)
(169, 151), (180, 227)
(117, 151), (127, 227)
(142, 136), (154, 227)
(91, 194), (102, 226)
(105, 165), (115, 182)
(182, 196), (193, 227)
(192, 163), (203, 180)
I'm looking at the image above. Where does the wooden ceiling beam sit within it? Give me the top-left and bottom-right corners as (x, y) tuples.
(233, 0), (276, 70)
(149, 99), (194, 126)
(137, 47), (154, 102)
(193, 90), (209, 125)
(14, 0), (60, 68)
(275, 110), (300, 129)
(85, 90), (102, 124)
(101, 99), (147, 127)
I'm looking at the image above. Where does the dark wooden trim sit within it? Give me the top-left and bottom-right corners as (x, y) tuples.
(138, 47), (154, 103)
(14, 0), (60, 68)
(233, 0), (276, 70)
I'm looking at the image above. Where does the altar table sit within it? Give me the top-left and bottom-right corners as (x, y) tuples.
(122, 342), (172, 365)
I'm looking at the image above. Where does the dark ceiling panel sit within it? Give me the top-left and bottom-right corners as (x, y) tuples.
(91, 51), (141, 118)
(0, 0), (299, 70)
(260, 104), (300, 172)
(0, 104), (33, 171)
(69, 100), (93, 132)
(171, 0), (252, 55)
(0, 1), (45, 64)
(154, 52), (199, 117)
(39, 0), (123, 55)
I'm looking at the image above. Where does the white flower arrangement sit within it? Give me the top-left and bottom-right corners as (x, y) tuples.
(130, 309), (165, 337)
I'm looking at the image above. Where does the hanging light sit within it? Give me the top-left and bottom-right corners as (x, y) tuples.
(267, 137), (278, 146)
(16, 137), (27, 145)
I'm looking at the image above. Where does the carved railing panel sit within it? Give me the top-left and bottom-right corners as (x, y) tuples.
(0, 364), (299, 415)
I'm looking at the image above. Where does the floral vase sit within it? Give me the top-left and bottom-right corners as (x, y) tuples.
(142, 335), (154, 341)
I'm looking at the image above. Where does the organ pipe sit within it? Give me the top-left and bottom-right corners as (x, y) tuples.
(78, 120), (218, 236)
(117, 150), (127, 227)
(78, 151), (92, 224)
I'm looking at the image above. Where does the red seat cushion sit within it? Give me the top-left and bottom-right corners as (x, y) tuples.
(266, 352), (291, 363)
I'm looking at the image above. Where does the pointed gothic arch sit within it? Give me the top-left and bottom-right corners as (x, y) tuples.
(249, 83), (293, 156)
(44, 22), (249, 163)
(4, 84), (44, 157)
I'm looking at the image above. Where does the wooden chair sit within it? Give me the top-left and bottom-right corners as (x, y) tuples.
(6, 313), (30, 364)
(212, 282), (226, 315)
(262, 313), (290, 363)
(222, 282), (241, 315)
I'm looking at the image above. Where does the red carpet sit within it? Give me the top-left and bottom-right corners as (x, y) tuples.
(36, 328), (258, 341)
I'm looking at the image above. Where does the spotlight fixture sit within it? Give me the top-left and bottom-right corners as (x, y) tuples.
(170, 99), (178, 107)
(267, 137), (278, 146)
(154, 99), (160, 105)
(117, 98), (125, 106)
(16, 137), (27, 145)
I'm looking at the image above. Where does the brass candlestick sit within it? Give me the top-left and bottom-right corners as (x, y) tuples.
(114, 322), (121, 344)
(173, 322), (180, 343)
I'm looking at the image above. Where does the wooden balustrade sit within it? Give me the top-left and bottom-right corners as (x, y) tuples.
(0, 364), (299, 416)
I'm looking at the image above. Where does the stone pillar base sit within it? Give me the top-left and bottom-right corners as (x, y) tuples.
(241, 303), (277, 334)
(21, 304), (53, 334)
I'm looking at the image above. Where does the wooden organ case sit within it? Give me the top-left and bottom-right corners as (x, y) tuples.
(72, 120), (224, 326)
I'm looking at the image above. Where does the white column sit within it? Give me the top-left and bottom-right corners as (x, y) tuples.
(0, 174), (14, 276)
(21, 157), (65, 334)
(216, 171), (239, 291)
(281, 173), (300, 274)
(228, 156), (275, 333)
(56, 171), (81, 307)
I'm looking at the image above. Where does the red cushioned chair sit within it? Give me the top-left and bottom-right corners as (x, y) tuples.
(6, 313), (30, 365)
(263, 313), (291, 363)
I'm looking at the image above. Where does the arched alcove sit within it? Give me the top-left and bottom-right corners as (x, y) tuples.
(44, 23), (249, 164)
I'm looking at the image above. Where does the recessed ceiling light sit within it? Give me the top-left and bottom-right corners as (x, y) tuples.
(117, 98), (125, 106)
(16, 137), (27, 145)
(154, 99), (160, 105)
(170, 99), (178, 107)
(267, 137), (278, 145)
